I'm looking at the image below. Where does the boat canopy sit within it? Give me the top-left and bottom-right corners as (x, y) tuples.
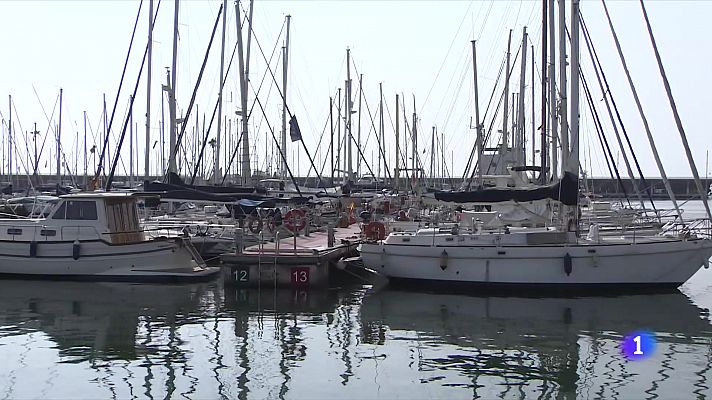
(434, 172), (578, 206)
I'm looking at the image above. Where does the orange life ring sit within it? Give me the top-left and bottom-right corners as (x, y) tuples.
(284, 209), (307, 232)
(363, 221), (387, 241)
(248, 217), (263, 234)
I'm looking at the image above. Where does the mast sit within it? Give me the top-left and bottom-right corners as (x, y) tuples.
(378, 82), (384, 180)
(8, 95), (11, 186)
(357, 73), (363, 177)
(57, 88), (63, 185)
(516, 27), (528, 166)
(566, 0), (580, 230)
(329, 96), (334, 185)
(531, 44), (535, 168)
(215, 0), (227, 183)
(346, 48), (353, 183)
(336, 87), (341, 182)
(168, 0), (179, 174)
(569, 0), (580, 178)
(471, 40), (483, 187)
(281, 15), (291, 179)
(235, 0), (250, 184)
(549, 0), (557, 180)
(638, 0), (712, 220)
(83, 111), (87, 188)
(395, 94), (400, 191)
(412, 96), (417, 188)
(540, 0), (548, 182)
(130, 95), (134, 187)
(558, 0), (569, 173)
(502, 29), (512, 154)
(430, 126), (435, 186)
(145, 0), (153, 181)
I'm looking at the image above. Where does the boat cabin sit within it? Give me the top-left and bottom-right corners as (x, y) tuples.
(0, 192), (145, 244)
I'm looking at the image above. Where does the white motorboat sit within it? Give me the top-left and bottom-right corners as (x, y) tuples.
(0, 192), (218, 281)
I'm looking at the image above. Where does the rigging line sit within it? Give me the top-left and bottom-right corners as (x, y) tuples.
(168, 3), (224, 174)
(7, 100), (33, 184)
(252, 93), (302, 197)
(244, 12), (324, 186)
(582, 65), (629, 206)
(105, 3), (164, 191)
(344, 57), (391, 180)
(581, 10), (657, 212)
(31, 93), (60, 176)
(419, 0), (475, 114)
(431, 40), (470, 124)
(337, 63), (378, 179)
(637, 0), (710, 219)
(95, 0), (145, 180)
(245, 17), (285, 121)
(578, 14), (644, 210)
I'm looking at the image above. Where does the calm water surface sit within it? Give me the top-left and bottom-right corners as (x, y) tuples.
(1, 202), (711, 399)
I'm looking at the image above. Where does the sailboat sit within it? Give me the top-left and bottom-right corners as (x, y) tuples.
(358, 0), (712, 290)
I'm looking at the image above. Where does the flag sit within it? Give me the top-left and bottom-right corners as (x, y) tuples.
(289, 115), (302, 142)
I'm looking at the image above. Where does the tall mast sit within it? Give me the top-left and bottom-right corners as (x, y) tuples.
(281, 15), (291, 179)
(569, 0), (580, 177)
(378, 82), (384, 179)
(83, 111), (87, 189)
(336, 87), (341, 182)
(430, 127), (435, 186)
(395, 94), (400, 191)
(412, 96), (417, 188)
(471, 40), (483, 187)
(531, 44), (536, 167)
(549, 0), (557, 180)
(130, 95), (134, 187)
(215, 0), (227, 183)
(235, 0), (250, 184)
(57, 88), (63, 185)
(516, 27), (528, 166)
(566, 0), (581, 230)
(329, 96), (334, 184)
(357, 73), (363, 177)
(168, 0), (179, 174)
(558, 0), (569, 173)
(145, 0), (153, 180)
(502, 30), (512, 155)
(540, 0), (548, 182)
(346, 48), (353, 183)
(8, 95), (11, 186)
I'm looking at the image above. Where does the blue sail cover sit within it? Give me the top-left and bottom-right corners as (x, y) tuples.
(434, 172), (579, 206)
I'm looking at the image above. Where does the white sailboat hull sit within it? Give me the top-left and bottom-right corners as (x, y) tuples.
(359, 237), (712, 287)
(0, 238), (217, 281)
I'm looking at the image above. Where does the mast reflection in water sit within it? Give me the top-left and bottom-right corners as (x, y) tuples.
(0, 275), (710, 399)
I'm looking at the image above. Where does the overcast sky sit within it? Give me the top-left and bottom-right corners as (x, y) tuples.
(0, 0), (709, 181)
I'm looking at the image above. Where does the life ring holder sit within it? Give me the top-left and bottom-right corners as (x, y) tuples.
(284, 209), (307, 232)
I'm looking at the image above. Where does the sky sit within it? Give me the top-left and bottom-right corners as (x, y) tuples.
(0, 0), (710, 183)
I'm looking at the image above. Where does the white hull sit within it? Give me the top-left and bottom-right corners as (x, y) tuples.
(0, 238), (216, 281)
(359, 237), (712, 287)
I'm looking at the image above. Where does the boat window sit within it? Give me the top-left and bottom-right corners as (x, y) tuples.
(40, 229), (57, 237)
(7, 228), (21, 235)
(52, 200), (98, 220)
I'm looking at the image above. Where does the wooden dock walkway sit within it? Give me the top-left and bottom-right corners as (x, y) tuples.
(220, 224), (363, 288)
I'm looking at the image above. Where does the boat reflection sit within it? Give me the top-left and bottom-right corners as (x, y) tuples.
(360, 289), (712, 399)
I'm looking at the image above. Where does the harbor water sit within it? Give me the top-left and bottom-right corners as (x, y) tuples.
(0, 202), (711, 399)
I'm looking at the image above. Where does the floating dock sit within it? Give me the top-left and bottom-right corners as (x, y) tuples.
(220, 224), (363, 288)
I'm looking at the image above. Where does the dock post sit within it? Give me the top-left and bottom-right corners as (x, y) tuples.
(234, 227), (244, 254)
(294, 231), (298, 254)
(275, 231), (280, 255)
(327, 223), (335, 247)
